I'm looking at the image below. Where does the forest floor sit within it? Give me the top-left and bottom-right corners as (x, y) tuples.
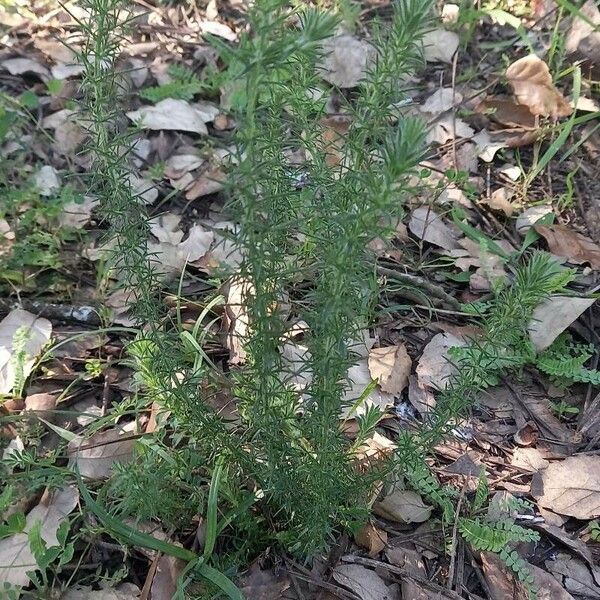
(2, 0), (600, 599)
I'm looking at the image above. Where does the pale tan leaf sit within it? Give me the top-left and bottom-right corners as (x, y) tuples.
(354, 523), (388, 556)
(150, 555), (186, 600)
(317, 35), (376, 88)
(415, 332), (464, 391)
(368, 344), (411, 395)
(484, 187), (517, 217)
(126, 99), (209, 134)
(425, 114), (475, 145)
(536, 455), (600, 519)
(34, 165), (60, 196)
(0, 486), (78, 588)
(68, 427), (136, 479)
(224, 277), (252, 365)
(0, 309), (52, 395)
(59, 196), (99, 229)
(535, 223), (600, 269)
(506, 55), (572, 118)
(476, 98), (537, 129)
(374, 484), (432, 523)
(422, 29), (459, 63)
(422, 88), (462, 113)
(409, 207), (461, 251)
(528, 295), (595, 351)
(1, 57), (50, 80)
(515, 205), (553, 235)
(342, 359), (395, 418)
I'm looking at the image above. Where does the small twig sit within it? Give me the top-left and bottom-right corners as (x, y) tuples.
(0, 298), (102, 325)
(447, 483), (467, 590)
(377, 266), (462, 311)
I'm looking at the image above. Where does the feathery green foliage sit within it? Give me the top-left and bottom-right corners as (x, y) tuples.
(227, 0), (432, 553)
(139, 64), (205, 103)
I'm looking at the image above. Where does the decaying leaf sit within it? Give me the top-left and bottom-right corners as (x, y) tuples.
(476, 98), (537, 129)
(0, 485), (79, 588)
(374, 483), (432, 523)
(148, 214), (214, 277)
(126, 99), (211, 134)
(536, 455), (600, 519)
(354, 523), (388, 556)
(368, 344), (412, 395)
(0, 309), (52, 395)
(425, 114), (475, 145)
(317, 115), (351, 167)
(422, 29), (459, 63)
(545, 553), (600, 599)
(484, 187), (517, 217)
(317, 34), (376, 88)
(238, 560), (292, 600)
(149, 555), (186, 600)
(1, 57), (50, 80)
(68, 426), (136, 479)
(515, 205), (553, 235)
(528, 295), (595, 351)
(535, 223), (600, 269)
(506, 55), (572, 118)
(409, 207), (461, 251)
(422, 88), (461, 113)
(332, 564), (392, 600)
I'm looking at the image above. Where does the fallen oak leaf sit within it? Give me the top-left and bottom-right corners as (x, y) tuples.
(506, 55), (572, 119)
(368, 344), (412, 395)
(475, 98), (537, 129)
(535, 223), (600, 269)
(354, 523), (388, 557)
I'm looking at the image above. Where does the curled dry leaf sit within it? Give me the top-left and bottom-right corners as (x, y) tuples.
(528, 295), (595, 351)
(224, 277), (252, 365)
(68, 427), (136, 479)
(515, 205), (553, 235)
(317, 34), (376, 88)
(422, 29), (459, 63)
(354, 523), (388, 556)
(505, 55), (572, 118)
(0, 485), (79, 588)
(126, 99), (210, 134)
(535, 223), (600, 269)
(368, 344), (411, 395)
(0, 309), (52, 395)
(536, 455), (600, 519)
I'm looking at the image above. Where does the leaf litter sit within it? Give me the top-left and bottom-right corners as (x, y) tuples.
(4, 1), (600, 599)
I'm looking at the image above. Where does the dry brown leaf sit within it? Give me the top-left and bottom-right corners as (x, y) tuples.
(223, 277), (252, 365)
(385, 546), (429, 600)
(476, 98), (537, 129)
(317, 35), (376, 88)
(374, 484), (432, 523)
(68, 427), (136, 479)
(354, 431), (396, 472)
(506, 55), (572, 118)
(422, 88), (461, 113)
(528, 295), (596, 351)
(332, 564), (392, 600)
(515, 206), (553, 235)
(425, 114), (475, 145)
(407, 374), (436, 414)
(1, 57), (50, 80)
(59, 196), (99, 229)
(354, 523), (388, 556)
(0, 309), (52, 395)
(34, 165), (60, 196)
(368, 344), (411, 395)
(342, 359), (395, 418)
(536, 455), (600, 519)
(484, 187), (517, 217)
(535, 223), (600, 269)
(238, 561), (292, 600)
(317, 115), (351, 167)
(0, 485), (79, 588)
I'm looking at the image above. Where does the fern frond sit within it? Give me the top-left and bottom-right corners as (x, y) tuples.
(472, 469), (489, 513)
(139, 65), (204, 103)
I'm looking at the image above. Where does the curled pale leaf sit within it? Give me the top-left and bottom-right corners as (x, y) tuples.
(505, 55), (572, 118)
